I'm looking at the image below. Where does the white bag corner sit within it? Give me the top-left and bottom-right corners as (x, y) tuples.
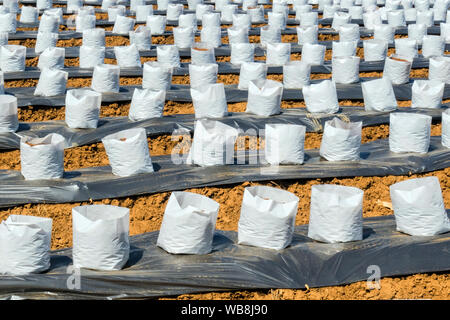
(389, 112), (432, 153)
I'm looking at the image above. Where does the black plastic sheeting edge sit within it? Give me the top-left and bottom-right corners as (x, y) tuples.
(6, 79), (450, 107)
(0, 136), (447, 208)
(0, 212), (448, 300)
(3, 58), (432, 80)
(1, 105), (447, 150)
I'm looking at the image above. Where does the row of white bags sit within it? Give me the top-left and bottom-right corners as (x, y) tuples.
(18, 128), (154, 180)
(2, 175), (447, 274)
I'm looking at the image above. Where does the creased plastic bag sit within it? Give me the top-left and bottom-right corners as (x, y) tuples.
(421, 35), (445, 58)
(394, 38), (418, 60)
(179, 13), (197, 31)
(189, 63), (218, 88)
(80, 46), (105, 68)
(268, 11), (287, 30)
(238, 61), (266, 89)
(331, 11), (351, 30)
(34, 68), (68, 97)
(108, 5), (125, 22)
(129, 88), (166, 121)
(156, 192), (220, 254)
(167, 3), (184, 20)
(374, 24), (395, 43)
(387, 9), (406, 27)
(303, 80), (339, 114)
(332, 40), (357, 58)
(383, 55), (412, 85)
(173, 26), (195, 49)
(196, 4), (213, 21)
(230, 43), (254, 65)
(91, 64), (120, 93)
(65, 88), (102, 129)
(238, 186), (299, 250)
(191, 43), (216, 64)
(35, 32), (58, 54)
(113, 15), (135, 35)
(129, 26), (152, 51)
(37, 47), (65, 70)
(265, 123), (306, 165)
(20, 133), (66, 180)
(72, 205), (130, 270)
(0, 45), (26, 72)
(428, 56), (450, 84)
(363, 10), (382, 30)
(389, 112), (432, 153)
(339, 23), (360, 42)
(232, 13), (251, 29)
(363, 39), (388, 61)
(308, 184), (363, 243)
(246, 79), (283, 116)
(227, 26), (249, 44)
(146, 15), (166, 35)
(442, 109), (450, 148)
(299, 11), (318, 27)
(416, 10), (433, 27)
(408, 23), (427, 44)
(362, 77), (398, 112)
(296, 25), (318, 45)
(157, 45), (180, 68)
(301, 43), (326, 65)
(390, 177), (450, 236)
(114, 44), (142, 68)
(266, 42), (291, 66)
(332, 56), (360, 84)
(411, 80), (444, 109)
(283, 60), (311, 89)
(247, 5), (265, 23)
(260, 25), (282, 47)
(200, 26), (222, 48)
(75, 14), (96, 32)
(320, 117), (362, 161)
(37, 13), (58, 33)
(0, 94), (18, 133)
(202, 12), (221, 28)
(191, 83), (228, 119)
(186, 119), (239, 166)
(82, 28), (106, 47)
(136, 5), (154, 23)
(142, 61), (173, 90)
(102, 128), (154, 176)
(221, 4), (238, 23)
(20, 6), (38, 23)
(0, 215), (52, 275)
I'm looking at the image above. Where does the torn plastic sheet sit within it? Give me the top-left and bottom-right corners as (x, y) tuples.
(0, 136), (447, 208)
(2, 58), (433, 80)
(0, 106), (447, 150)
(0, 212), (449, 300)
(6, 80), (450, 107)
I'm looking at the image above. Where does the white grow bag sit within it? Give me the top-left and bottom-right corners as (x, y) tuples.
(142, 61), (173, 90)
(75, 14), (96, 32)
(189, 63), (218, 88)
(266, 42), (291, 66)
(303, 80), (339, 114)
(191, 83), (228, 119)
(411, 80), (445, 109)
(0, 215), (52, 275)
(246, 79), (283, 116)
(129, 88), (166, 121)
(238, 186), (299, 250)
(179, 13), (197, 31)
(230, 43), (254, 65)
(112, 15), (135, 35)
(129, 26), (152, 51)
(421, 35), (445, 58)
(363, 39), (388, 61)
(283, 60), (311, 89)
(146, 15), (166, 35)
(332, 41), (357, 58)
(157, 192), (220, 254)
(114, 44), (142, 68)
(320, 117), (362, 161)
(238, 61), (267, 90)
(82, 28), (106, 47)
(394, 38), (418, 59)
(301, 43), (326, 65)
(37, 47), (65, 70)
(428, 56), (450, 84)
(390, 177), (450, 236)
(72, 205), (130, 270)
(102, 128), (154, 176)
(383, 55), (413, 85)
(187, 119), (239, 166)
(362, 77), (398, 111)
(80, 46), (105, 68)
(20, 133), (66, 180)
(227, 27), (249, 44)
(34, 68), (68, 97)
(20, 6), (38, 23)
(260, 26), (282, 48)
(389, 112), (432, 153)
(173, 26), (194, 49)
(339, 23), (360, 42)
(65, 88), (102, 129)
(332, 56), (360, 84)
(442, 109), (450, 148)
(265, 123), (306, 165)
(157, 45), (180, 68)
(136, 5), (154, 23)
(200, 27), (222, 48)
(297, 25), (318, 45)
(374, 24), (395, 43)
(35, 32), (58, 54)
(308, 184), (364, 243)
(91, 64), (120, 93)
(0, 94), (18, 132)
(408, 23), (427, 44)
(191, 43), (216, 64)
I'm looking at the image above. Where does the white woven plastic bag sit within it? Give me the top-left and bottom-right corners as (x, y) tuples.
(0, 215), (52, 275)
(428, 56), (450, 84)
(394, 38), (418, 59)
(189, 63), (218, 88)
(265, 123), (306, 165)
(230, 43), (254, 65)
(308, 184), (363, 243)
(72, 205), (130, 270)
(191, 43), (215, 64)
(157, 45), (180, 68)
(332, 41), (357, 58)
(167, 3), (184, 20)
(20, 6), (38, 23)
(266, 42), (291, 66)
(156, 192), (220, 254)
(37, 47), (65, 70)
(296, 25), (318, 45)
(374, 24), (395, 43)
(200, 26), (222, 48)
(129, 26), (152, 50)
(102, 128), (154, 176)
(320, 117), (362, 161)
(362, 77), (398, 112)
(411, 80), (444, 109)
(186, 119), (239, 166)
(332, 56), (360, 84)
(65, 88), (102, 129)
(34, 68), (68, 97)
(408, 23), (427, 44)
(75, 14), (96, 32)
(339, 23), (360, 42)
(20, 133), (66, 180)
(179, 13), (197, 31)
(129, 88), (166, 121)
(301, 43), (326, 65)
(238, 186), (299, 250)
(35, 32), (58, 54)
(363, 39), (388, 61)
(303, 80), (339, 114)
(238, 62), (267, 90)
(114, 44), (142, 68)
(442, 109), (450, 148)
(173, 26), (194, 49)
(146, 15), (166, 35)
(389, 112), (431, 153)
(390, 177), (450, 236)
(421, 35), (445, 58)
(91, 64), (120, 93)
(283, 60), (311, 89)
(80, 46), (105, 68)
(246, 79), (283, 116)
(191, 83), (227, 119)
(82, 28), (106, 47)
(383, 55), (412, 85)
(136, 5), (153, 23)
(142, 61), (173, 90)
(0, 94), (18, 132)
(112, 15), (135, 35)
(227, 26), (249, 44)
(260, 26), (282, 48)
